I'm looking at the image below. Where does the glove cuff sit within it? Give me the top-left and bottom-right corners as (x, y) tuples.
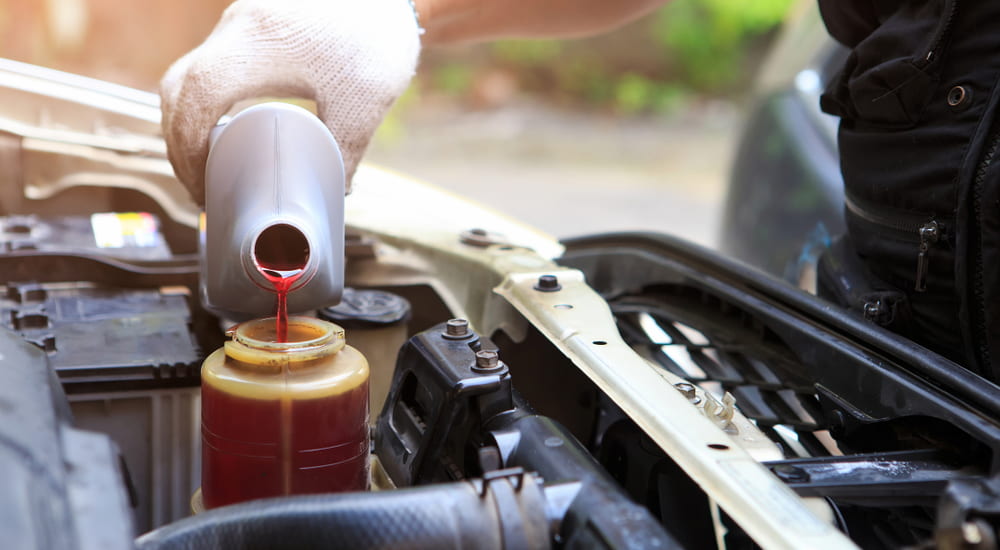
(406, 0), (426, 37)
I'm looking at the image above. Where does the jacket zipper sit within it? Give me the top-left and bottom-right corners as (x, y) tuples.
(922, 0), (958, 66)
(969, 127), (1000, 372)
(844, 195), (943, 292)
(916, 221), (941, 292)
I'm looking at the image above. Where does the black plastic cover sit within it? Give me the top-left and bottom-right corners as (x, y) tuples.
(0, 282), (201, 391)
(319, 288), (411, 328)
(375, 321), (680, 549)
(0, 327), (133, 550)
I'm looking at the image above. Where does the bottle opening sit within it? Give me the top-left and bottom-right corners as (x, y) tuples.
(229, 316), (346, 356)
(237, 317), (330, 346)
(253, 223), (310, 274)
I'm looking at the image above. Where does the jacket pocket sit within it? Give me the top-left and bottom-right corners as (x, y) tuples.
(843, 191), (952, 293)
(820, 0), (958, 129)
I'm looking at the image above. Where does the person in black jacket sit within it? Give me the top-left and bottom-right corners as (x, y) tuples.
(818, 1), (1000, 379)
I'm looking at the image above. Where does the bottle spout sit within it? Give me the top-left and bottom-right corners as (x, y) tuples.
(253, 223), (311, 276)
(200, 103), (346, 319)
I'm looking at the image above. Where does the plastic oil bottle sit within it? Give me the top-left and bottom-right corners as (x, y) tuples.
(200, 316), (370, 509)
(200, 102), (346, 321)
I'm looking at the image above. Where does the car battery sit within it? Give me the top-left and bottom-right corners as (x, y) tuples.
(0, 281), (201, 390)
(0, 210), (203, 534)
(0, 281), (203, 534)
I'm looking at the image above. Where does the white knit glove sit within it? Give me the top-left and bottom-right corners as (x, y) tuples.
(160, 0), (422, 202)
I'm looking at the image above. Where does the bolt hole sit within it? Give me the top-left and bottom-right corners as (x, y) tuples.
(554, 304), (573, 309)
(708, 443), (730, 451)
(592, 340), (607, 345)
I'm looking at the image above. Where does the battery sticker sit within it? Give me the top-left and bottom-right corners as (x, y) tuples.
(91, 212), (159, 248)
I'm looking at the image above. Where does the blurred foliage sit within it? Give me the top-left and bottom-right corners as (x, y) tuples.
(375, 85), (419, 145)
(492, 40), (563, 65)
(418, 0), (795, 114)
(652, 0), (796, 90)
(613, 74), (687, 115)
(432, 63), (476, 95)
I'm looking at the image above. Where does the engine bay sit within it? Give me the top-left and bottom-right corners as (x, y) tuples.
(3, 59), (1000, 550)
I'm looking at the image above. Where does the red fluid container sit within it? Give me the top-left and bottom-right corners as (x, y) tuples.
(200, 316), (369, 509)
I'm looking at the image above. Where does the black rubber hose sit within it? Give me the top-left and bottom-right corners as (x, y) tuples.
(488, 409), (684, 549)
(136, 477), (548, 550)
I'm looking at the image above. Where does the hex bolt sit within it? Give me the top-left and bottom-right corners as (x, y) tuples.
(674, 382), (696, 398)
(445, 318), (470, 337)
(534, 274), (562, 292)
(674, 382), (701, 404)
(460, 228), (500, 247)
(475, 350), (500, 371)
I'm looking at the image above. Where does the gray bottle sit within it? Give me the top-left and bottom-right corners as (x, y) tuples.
(200, 102), (345, 319)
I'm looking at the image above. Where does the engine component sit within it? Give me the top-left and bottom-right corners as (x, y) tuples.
(0, 327), (133, 550)
(0, 281), (200, 391)
(200, 316), (370, 509)
(561, 232), (1000, 549)
(137, 473), (552, 550)
(374, 320), (681, 549)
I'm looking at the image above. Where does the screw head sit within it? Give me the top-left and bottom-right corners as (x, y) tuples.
(460, 228), (502, 247)
(473, 349), (501, 372)
(534, 274), (562, 292)
(674, 382), (695, 398)
(674, 382), (701, 404)
(444, 318), (470, 338)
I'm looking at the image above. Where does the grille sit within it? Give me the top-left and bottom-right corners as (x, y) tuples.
(611, 289), (836, 459)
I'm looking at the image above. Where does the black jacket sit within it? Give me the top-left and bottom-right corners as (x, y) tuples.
(819, 0), (1000, 379)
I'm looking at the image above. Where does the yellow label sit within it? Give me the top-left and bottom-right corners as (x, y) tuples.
(91, 212), (159, 248)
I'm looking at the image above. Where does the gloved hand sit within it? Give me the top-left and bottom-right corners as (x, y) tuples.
(160, 0), (422, 202)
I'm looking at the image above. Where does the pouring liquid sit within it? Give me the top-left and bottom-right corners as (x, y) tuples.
(258, 267), (303, 342)
(253, 223), (310, 342)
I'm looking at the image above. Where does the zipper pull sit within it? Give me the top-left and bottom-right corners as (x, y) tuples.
(915, 220), (940, 292)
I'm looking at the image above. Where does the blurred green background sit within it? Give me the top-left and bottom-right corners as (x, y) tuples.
(0, 0), (795, 111)
(419, 0), (795, 114)
(0, 0), (802, 245)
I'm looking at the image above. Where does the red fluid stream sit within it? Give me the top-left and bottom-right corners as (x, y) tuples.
(253, 224), (310, 341)
(257, 267), (304, 342)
